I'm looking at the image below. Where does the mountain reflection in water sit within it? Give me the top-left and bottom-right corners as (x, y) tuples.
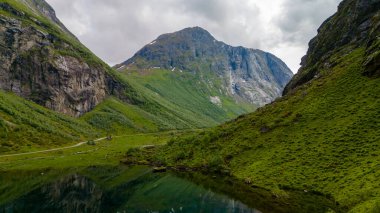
(1, 166), (259, 213)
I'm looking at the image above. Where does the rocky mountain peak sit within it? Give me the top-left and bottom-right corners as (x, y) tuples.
(121, 26), (225, 71)
(118, 27), (293, 107)
(157, 26), (215, 42)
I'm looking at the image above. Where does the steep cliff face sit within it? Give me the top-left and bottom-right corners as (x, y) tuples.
(0, 16), (107, 116)
(284, 0), (380, 94)
(117, 27), (293, 107)
(0, 0), (130, 117)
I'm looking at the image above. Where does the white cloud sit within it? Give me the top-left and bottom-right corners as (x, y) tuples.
(46, 0), (341, 73)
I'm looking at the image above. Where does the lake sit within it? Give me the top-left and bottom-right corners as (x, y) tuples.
(0, 166), (340, 213)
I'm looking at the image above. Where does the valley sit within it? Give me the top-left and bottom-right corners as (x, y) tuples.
(0, 0), (379, 212)
(0, 130), (192, 170)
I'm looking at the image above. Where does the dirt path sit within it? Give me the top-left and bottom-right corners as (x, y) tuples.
(0, 137), (107, 158)
(0, 129), (202, 158)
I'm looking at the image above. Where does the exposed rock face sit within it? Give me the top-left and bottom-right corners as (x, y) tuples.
(0, 1), (130, 117)
(283, 0), (380, 95)
(0, 15), (106, 116)
(118, 27), (293, 106)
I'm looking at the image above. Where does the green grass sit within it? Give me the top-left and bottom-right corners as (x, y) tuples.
(0, 130), (193, 206)
(0, 130), (200, 170)
(119, 68), (255, 128)
(0, 0), (108, 68)
(128, 47), (380, 212)
(0, 0), (255, 151)
(0, 91), (97, 153)
(0, 0), (205, 151)
(80, 97), (161, 134)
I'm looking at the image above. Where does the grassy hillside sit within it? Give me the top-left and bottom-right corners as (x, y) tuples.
(0, 0), (116, 71)
(127, 47), (380, 211)
(0, 0), (225, 152)
(0, 91), (97, 153)
(0, 0), (104, 67)
(125, 1), (380, 211)
(0, 0), (253, 142)
(118, 68), (254, 127)
(80, 98), (161, 134)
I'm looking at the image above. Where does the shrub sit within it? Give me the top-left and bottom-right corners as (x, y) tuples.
(87, 140), (96, 145)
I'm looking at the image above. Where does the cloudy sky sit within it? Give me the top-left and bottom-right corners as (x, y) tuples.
(46, 0), (341, 73)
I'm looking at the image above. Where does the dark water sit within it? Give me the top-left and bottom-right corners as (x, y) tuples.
(0, 166), (340, 213)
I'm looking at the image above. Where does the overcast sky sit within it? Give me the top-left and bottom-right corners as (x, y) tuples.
(46, 0), (341, 73)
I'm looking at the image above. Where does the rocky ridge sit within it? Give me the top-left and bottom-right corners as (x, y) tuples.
(0, 0), (131, 117)
(284, 0), (380, 94)
(117, 27), (293, 107)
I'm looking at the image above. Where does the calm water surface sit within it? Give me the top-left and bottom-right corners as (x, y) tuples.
(0, 166), (339, 213)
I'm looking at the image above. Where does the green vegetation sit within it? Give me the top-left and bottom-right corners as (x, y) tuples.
(80, 98), (161, 134)
(0, 130), (200, 170)
(119, 68), (255, 128)
(0, 0), (255, 153)
(1, 0), (377, 211)
(128, 48), (380, 212)
(0, 0), (108, 68)
(0, 91), (96, 153)
(0, 130), (202, 208)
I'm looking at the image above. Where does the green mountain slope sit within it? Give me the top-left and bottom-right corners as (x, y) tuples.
(117, 27), (293, 108)
(0, 0), (252, 152)
(115, 27), (293, 128)
(80, 97), (162, 134)
(119, 68), (254, 127)
(126, 0), (380, 211)
(0, 0), (154, 150)
(0, 0), (129, 151)
(0, 91), (96, 153)
(0, 0), (266, 147)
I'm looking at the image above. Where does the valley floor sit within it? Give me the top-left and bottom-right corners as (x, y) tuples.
(0, 130), (199, 171)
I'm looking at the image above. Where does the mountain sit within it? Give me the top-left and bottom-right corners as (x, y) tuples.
(0, 0), (133, 117)
(0, 0), (292, 134)
(0, 0), (206, 150)
(0, 0), (290, 151)
(284, 0), (380, 95)
(15, 0), (75, 37)
(127, 0), (380, 211)
(116, 27), (293, 108)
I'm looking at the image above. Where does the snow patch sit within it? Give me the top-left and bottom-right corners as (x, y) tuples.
(148, 40), (157, 45)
